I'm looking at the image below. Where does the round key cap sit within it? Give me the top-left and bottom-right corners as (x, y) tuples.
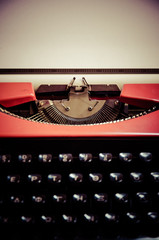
(59, 153), (73, 162)
(99, 153), (112, 162)
(119, 152), (132, 162)
(110, 173), (123, 183)
(89, 173), (103, 183)
(69, 173), (83, 183)
(18, 154), (32, 163)
(79, 153), (92, 162)
(139, 152), (152, 162)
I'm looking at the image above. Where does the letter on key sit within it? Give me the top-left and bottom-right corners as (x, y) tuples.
(94, 193), (108, 203)
(7, 175), (20, 183)
(119, 152), (132, 162)
(41, 215), (53, 223)
(38, 154), (52, 162)
(99, 153), (112, 162)
(28, 174), (42, 183)
(53, 194), (66, 203)
(10, 195), (24, 204)
(18, 154), (32, 163)
(84, 214), (98, 223)
(79, 153), (92, 162)
(0, 154), (11, 163)
(130, 172), (143, 182)
(21, 216), (33, 223)
(32, 195), (46, 203)
(69, 173), (83, 182)
(62, 214), (77, 223)
(73, 194), (87, 203)
(110, 173), (123, 182)
(89, 173), (103, 183)
(59, 153), (73, 162)
(48, 174), (61, 183)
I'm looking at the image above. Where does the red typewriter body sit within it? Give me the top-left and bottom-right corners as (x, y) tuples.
(0, 81), (159, 239)
(0, 82), (159, 137)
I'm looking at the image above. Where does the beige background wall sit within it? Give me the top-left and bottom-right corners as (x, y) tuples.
(0, 0), (158, 88)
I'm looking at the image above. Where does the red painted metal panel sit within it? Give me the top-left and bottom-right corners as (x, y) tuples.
(0, 82), (36, 107)
(0, 82), (159, 138)
(0, 110), (159, 138)
(120, 84), (159, 108)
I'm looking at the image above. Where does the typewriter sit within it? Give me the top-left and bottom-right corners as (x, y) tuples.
(0, 71), (159, 240)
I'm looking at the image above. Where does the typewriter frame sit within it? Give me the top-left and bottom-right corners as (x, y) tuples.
(0, 72), (159, 239)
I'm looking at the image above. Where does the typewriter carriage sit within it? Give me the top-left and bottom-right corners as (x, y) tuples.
(0, 80), (158, 127)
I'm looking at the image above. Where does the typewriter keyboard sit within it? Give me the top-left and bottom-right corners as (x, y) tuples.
(0, 137), (159, 239)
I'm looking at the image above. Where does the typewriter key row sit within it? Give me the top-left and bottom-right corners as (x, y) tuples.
(1, 192), (159, 204)
(5, 172), (159, 183)
(0, 211), (159, 224)
(0, 152), (153, 163)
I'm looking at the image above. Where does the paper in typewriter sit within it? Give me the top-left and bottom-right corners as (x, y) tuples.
(0, 0), (158, 88)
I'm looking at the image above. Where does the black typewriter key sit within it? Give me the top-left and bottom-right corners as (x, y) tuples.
(73, 193), (87, 203)
(40, 215), (55, 224)
(94, 193), (108, 203)
(83, 214), (98, 223)
(150, 172), (159, 182)
(89, 173), (103, 183)
(136, 192), (149, 203)
(105, 213), (119, 223)
(7, 175), (20, 183)
(99, 153), (112, 162)
(0, 154), (11, 163)
(119, 152), (132, 162)
(147, 212), (159, 223)
(59, 153), (73, 162)
(79, 153), (92, 162)
(10, 195), (24, 204)
(139, 152), (152, 162)
(115, 193), (129, 204)
(18, 154), (32, 163)
(113, 194), (129, 217)
(38, 154), (52, 162)
(125, 212), (140, 224)
(48, 174), (62, 183)
(20, 216), (34, 224)
(28, 174), (42, 183)
(62, 214), (77, 223)
(32, 195), (46, 204)
(110, 173), (123, 183)
(52, 194), (66, 203)
(135, 192), (151, 211)
(130, 172), (143, 182)
(69, 173), (83, 183)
